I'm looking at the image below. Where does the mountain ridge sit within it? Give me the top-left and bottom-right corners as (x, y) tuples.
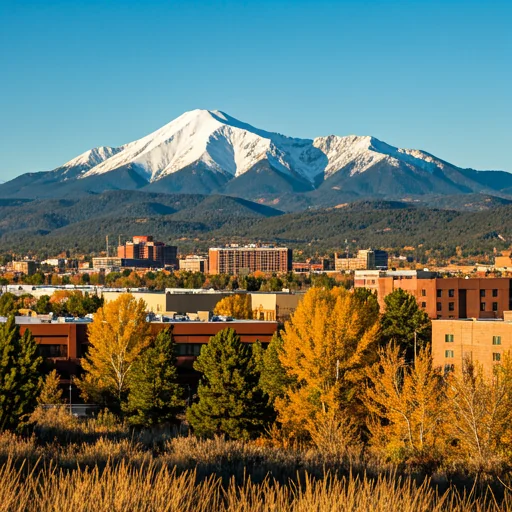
(2, 109), (511, 207)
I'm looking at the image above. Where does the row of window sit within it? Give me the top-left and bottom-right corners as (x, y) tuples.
(421, 289), (499, 298)
(434, 302), (499, 312)
(445, 334), (502, 344)
(445, 350), (501, 361)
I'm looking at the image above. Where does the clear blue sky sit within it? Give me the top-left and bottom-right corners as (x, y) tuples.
(1, 0), (511, 181)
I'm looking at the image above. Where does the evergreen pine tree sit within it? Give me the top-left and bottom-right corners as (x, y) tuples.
(187, 328), (270, 439)
(124, 328), (184, 427)
(381, 289), (431, 360)
(0, 316), (43, 430)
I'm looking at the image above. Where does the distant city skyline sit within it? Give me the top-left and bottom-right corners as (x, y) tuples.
(1, 0), (511, 181)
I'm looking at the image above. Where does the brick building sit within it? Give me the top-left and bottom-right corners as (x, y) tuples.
(354, 270), (512, 319)
(208, 246), (292, 275)
(432, 312), (512, 375)
(117, 236), (178, 268)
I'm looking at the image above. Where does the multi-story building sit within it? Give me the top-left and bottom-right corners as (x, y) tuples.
(179, 256), (208, 273)
(335, 249), (388, 271)
(12, 261), (37, 276)
(117, 236), (178, 268)
(354, 270), (512, 319)
(209, 246), (292, 275)
(432, 312), (512, 375)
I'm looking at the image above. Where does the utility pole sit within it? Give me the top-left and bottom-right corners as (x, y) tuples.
(414, 331), (417, 365)
(106, 235), (109, 258)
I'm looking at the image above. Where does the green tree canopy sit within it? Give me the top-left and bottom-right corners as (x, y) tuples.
(380, 289), (431, 360)
(187, 328), (270, 440)
(124, 328), (184, 427)
(0, 316), (43, 430)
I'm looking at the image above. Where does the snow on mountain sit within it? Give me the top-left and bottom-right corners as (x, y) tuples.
(4, 108), (510, 203)
(80, 109), (325, 184)
(58, 146), (122, 179)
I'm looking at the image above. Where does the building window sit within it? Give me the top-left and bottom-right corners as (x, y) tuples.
(421, 289), (426, 297)
(445, 334), (454, 343)
(448, 289), (455, 298)
(493, 289), (498, 297)
(480, 289), (486, 298)
(493, 302), (498, 312)
(444, 363), (455, 373)
(448, 302), (455, 311)
(437, 302), (442, 312)
(421, 302), (427, 308)
(445, 350), (454, 358)
(493, 353), (501, 362)
(493, 336), (502, 345)
(480, 302), (486, 312)
(437, 289), (442, 298)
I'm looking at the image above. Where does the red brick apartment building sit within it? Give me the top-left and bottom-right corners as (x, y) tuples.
(209, 246), (292, 275)
(17, 319), (278, 386)
(117, 236), (178, 267)
(354, 270), (512, 319)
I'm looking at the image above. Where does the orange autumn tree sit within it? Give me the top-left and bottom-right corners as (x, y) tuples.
(214, 294), (253, 319)
(275, 287), (380, 441)
(79, 293), (150, 407)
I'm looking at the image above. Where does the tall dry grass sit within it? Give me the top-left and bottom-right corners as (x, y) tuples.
(0, 457), (509, 512)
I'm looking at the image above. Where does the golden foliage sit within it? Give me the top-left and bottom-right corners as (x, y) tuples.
(445, 356), (512, 468)
(213, 294), (253, 319)
(364, 344), (447, 461)
(79, 293), (150, 401)
(275, 287), (380, 439)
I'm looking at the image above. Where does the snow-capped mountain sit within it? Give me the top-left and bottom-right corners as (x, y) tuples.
(2, 109), (511, 205)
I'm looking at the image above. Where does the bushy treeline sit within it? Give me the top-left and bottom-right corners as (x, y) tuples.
(0, 290), (102, 317)
(3, 287), (512, 480)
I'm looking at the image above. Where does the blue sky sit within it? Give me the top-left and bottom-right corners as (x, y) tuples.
(1, 0), (511, 181)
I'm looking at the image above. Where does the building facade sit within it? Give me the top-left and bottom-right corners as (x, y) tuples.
(354, 270), (512, 319)
(12, 261), (37, 276)
(117, 236), (178, 268)
(209, 246), (292, 275)
(335, 250), (388, 271)
(432, 313), (512, 375)
(179, 256), (208, 273)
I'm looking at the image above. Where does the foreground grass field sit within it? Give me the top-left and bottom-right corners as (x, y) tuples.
(1, 427), (511, 512)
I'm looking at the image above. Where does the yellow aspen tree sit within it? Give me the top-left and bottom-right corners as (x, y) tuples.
(275, 286), (380, 440)
(79, 293), (150, 406)
(445, 356), (512, 469)
(364, 344), (447, 463)
(214, 294), (253, 319)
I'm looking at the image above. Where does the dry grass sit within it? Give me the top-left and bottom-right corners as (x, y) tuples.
(0, 458), (509, 512)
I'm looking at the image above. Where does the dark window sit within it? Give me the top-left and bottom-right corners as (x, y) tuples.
(449, 302), (455, 311)
(444, 363), (455, 373)
(437, 302), (442, 312)
(493, 336), (501, 345)
(175, 343), (203, 356)
(445, 350), (454, 358)
(480, 289), (486, 298)
(437, 289), (442, 298)
(493, 289), (498, 297)
(493, 352), (501, 362)
(421, 289), (426, 297)
(448, 289), (455, 297)
(37, 344), (68, 358)
(493, 302), (498, 312)
(480, 302), (486, 312)
(421, 302), (427, 308)
(445, 334), (454, 343)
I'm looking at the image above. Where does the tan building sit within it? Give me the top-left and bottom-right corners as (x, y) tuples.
(335, 250), (388, 271)
(354, 270), (512, 319)
(179, 256), (208, 273)
(102, 291), (169, 315)
(432, 313), (512, 375)
(12, 261), (37, 276)
(209, 246), (292, 275)
(250, 292), (303, 322)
